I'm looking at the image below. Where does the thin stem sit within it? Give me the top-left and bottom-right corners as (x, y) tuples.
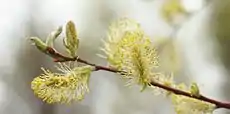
(76, 58), (122, 73)
(43, 46), (230, 109)
(78, 58), (230, 109)
(80, 58), (230, 109)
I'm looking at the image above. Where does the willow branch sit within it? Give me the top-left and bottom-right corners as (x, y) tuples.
(43, 46), (230, 109)
(80, 59), (230, 109)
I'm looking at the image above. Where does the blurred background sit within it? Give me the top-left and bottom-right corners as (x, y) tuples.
(0, 0), (230, 114)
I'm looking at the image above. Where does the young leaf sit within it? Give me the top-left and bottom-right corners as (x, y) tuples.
(46, 26), (62, 47)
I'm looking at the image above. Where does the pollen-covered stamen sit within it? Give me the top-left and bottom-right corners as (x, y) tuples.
(45, 76), (69, 88)
(55, 63), (72, 73)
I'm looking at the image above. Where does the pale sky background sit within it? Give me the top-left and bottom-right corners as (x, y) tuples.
(0, 0), (229, 114)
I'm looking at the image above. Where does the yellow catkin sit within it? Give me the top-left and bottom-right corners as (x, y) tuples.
(101, 18), (165, 91)
(31, 65), (92, 104)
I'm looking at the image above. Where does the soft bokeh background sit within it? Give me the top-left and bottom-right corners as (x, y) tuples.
(0, 0), (230, 114)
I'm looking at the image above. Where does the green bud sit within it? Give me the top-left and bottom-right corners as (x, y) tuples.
(190, 82), (200, 97)
(64, 21), (79, 57)
(30, 37), (48, 53)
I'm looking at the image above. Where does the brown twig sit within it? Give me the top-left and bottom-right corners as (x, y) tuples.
(43, 46), (230, 110)
(45, 47), (77, 62)
(76, 58), (120, 73)
(149, 81), (230, 109)
(79, 58), (230, 109)
(77, 57), (230, 109)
